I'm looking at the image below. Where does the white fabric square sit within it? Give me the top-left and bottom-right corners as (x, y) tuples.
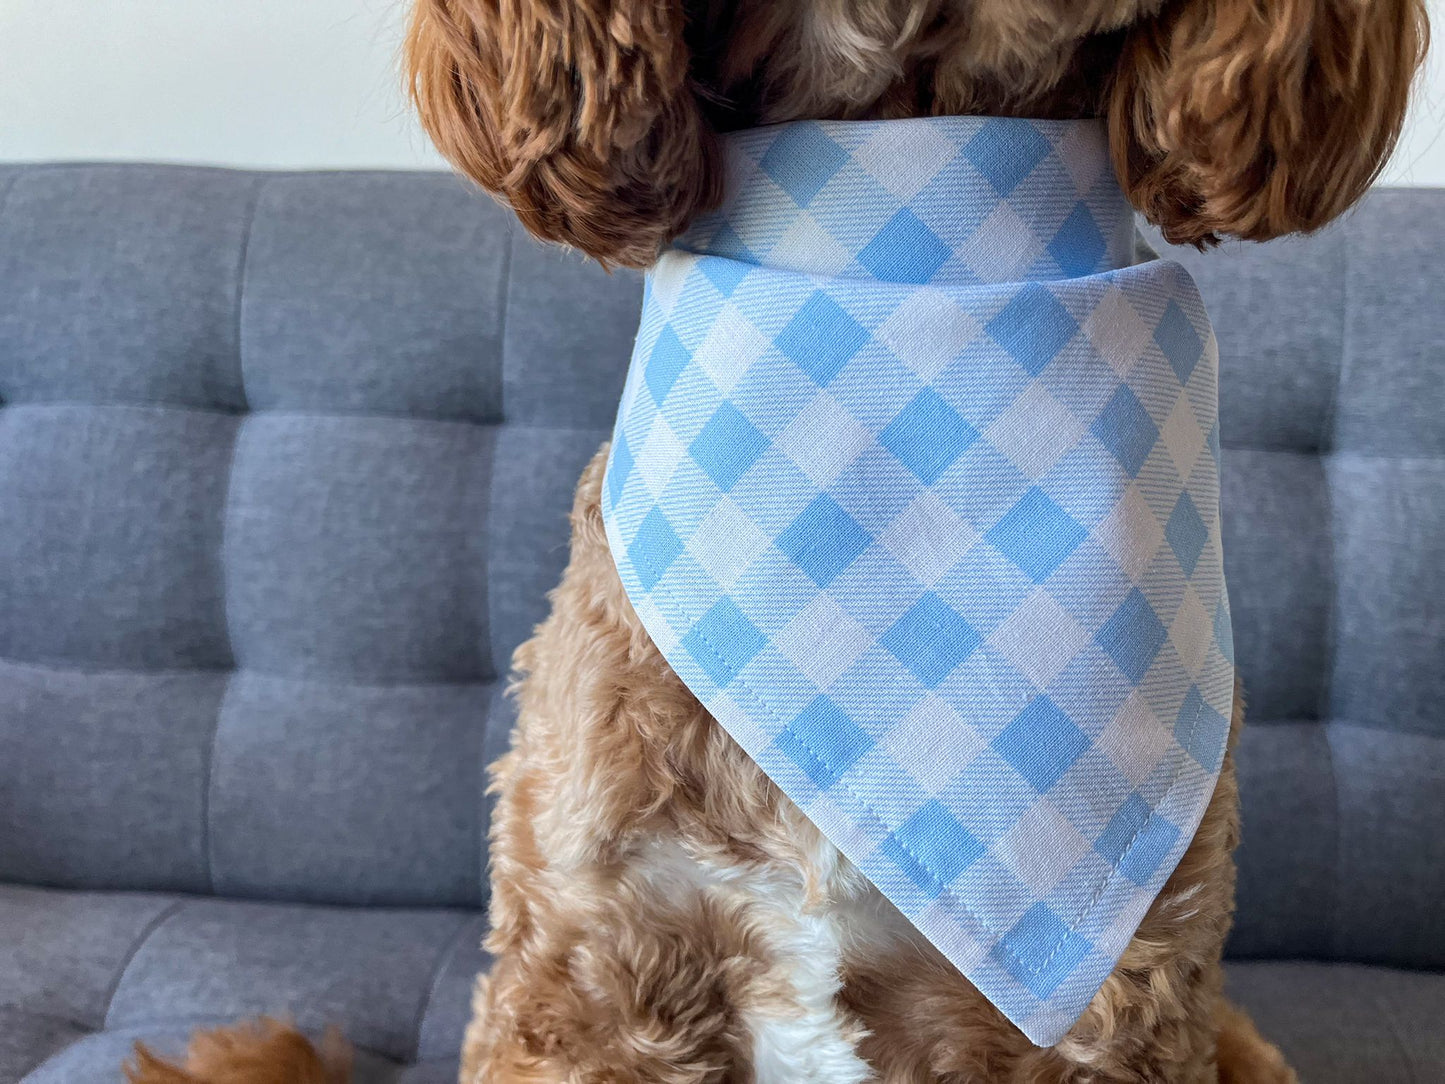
(688, 497), (771, 589)
(998, 800), (1090, 895)
(693, 304), (771, 396)
(882, 694), (985, 794)
(1085, 286), (1152, 378)
(1096, 689), (1171, 786)
(648, 253), (693, 313)
(775, 213), (855, 277)
(774, 392), (875, 486)
(961, 202), (1043, 283)
(916, 896), (991, 969)
(1095, 485), (1164, 584)
(987, 587), (1092, 690)
(1160, 394), (1207, 481)
(875, 288), (981, 380)
(1054, 124), (1111, 196)
(880, 491), (980, 585)
(1170, 586), (1213, 675)
(855, 123), (959, 200)
(633, 595), (681, 655)
(637, 415), (686, 496)
(985, 382), (1084, 480)
(774, 593), (873, 690)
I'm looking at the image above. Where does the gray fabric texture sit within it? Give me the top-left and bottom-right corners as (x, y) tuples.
(1, 165), (1441, 1078)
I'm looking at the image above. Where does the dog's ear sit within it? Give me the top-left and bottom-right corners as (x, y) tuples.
(407, 0), (723, 268)
(1108, 0), (1429, 244)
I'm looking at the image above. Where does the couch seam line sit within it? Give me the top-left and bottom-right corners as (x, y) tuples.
(1320, 213), (1351, 456)
(1367, 982), (1421, 1081)
(408, 914), (485, 1064)
(496, 222), (515, 423)
(200, 676), (236, 895)
(0, 653), (507, 688)
(206, 405), (250, 894)
(0, 399), (626, 430)
(99, 900), (188, 1029)
(0, 170), (20, 406)
(1318, 222), (1350, 959)
(1321, 722), (1345, 962)
(233, 176), (264, 410)
(473, 681), (493, 908)
(0, 169), (20, 233)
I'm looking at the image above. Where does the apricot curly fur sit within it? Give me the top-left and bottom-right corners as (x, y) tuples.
(125, 1019), (349, 1084)
(408, 0), (1425, 265)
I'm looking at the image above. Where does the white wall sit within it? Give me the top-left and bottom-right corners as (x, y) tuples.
(0, 0), (446, 170)
(2, 0), (1441, 183)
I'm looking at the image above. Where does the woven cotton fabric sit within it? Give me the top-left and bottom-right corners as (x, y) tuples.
(601, 116), (1233, 1045)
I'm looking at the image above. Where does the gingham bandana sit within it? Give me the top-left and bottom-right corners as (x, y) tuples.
(601, 116), (1233, 1045)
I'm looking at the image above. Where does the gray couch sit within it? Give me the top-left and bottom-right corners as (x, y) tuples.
(0, 163), (1441, 1082)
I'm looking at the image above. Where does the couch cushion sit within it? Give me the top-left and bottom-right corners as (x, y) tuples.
(0, 165), (639, 906)
(1227, 961), (1445, 1083)
(0, 884), (484, 1083)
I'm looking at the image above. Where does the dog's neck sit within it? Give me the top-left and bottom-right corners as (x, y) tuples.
(674, 116), (1137, 285)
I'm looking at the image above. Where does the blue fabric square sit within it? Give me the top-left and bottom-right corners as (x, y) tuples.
(1175, 686), (1228, 772)
(991, 696), (1091, 792)
(881, 592), (981, 687)
(992, 902), (1092, 999)
(776, 292), (870, 386)
(699, 252), (752, 296)
(1165, 493), (1209, 576)
(690, 402), (769, 491)
(776, 695), (874, 788)
(985, 284), (1078, 375)
(1091, 386), (1159, 478)
(775, 494), (873, 587)
(878, 387), (979, 484)
(963, 121), (1051, 196)
(1155, 301), (1204, 384)
(647, 325), (692, 404)
(1047, 203), (1106, 277)
(1094, 588), (1167, 684)
(682, 598), (767, 687)
(760, 125), (850, 206)
(882, 799), (984, 896)
(1094, 792), (1149, 864)
(1097, 794), (1183, 884)
(607, 434), (633, 508)
(857, 209), (952, 284)
(1214, 598), (1235, 665)
(627, 507), (682, 591)
(1122, 813), (1181, 885)
(986, 487), (1088, 582)
(706, 223), (756, 263)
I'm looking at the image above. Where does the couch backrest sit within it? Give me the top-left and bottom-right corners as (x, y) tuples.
(1, 166), (1441, 964)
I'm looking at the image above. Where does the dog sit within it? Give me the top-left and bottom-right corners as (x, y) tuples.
(129, 0), (1427, 1081)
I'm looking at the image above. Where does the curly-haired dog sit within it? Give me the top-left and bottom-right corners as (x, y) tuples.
(130, 0), (1426, 1082)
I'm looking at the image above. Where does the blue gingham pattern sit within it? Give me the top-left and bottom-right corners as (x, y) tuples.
(602, 117), (1233, 1046)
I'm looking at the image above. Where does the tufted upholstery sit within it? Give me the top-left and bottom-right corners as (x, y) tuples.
(0, 165), (1441, 1081)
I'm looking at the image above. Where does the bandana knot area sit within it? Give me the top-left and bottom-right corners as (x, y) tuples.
(601, 116), (1233, 1045)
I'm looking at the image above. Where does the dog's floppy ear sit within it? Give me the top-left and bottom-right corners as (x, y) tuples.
(1108, 0), (1429, 244)
(407, 0), (723, 267)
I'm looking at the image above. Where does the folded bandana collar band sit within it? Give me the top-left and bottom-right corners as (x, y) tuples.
(602, 116), (1234, 1046)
